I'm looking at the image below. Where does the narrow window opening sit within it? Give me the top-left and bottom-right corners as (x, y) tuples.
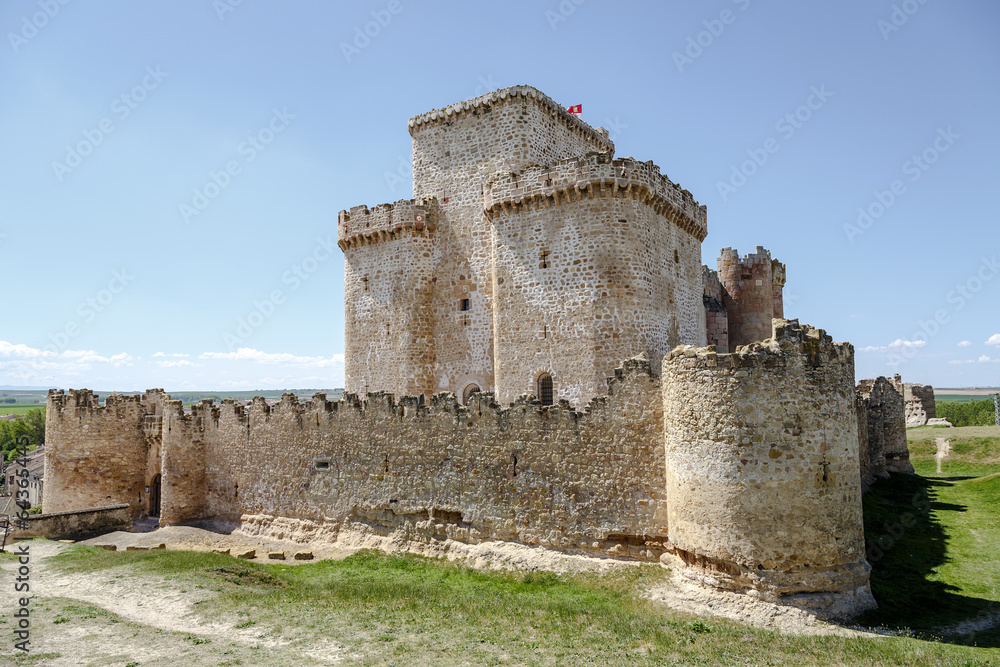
(362, 276), (369, 291)
(674, 249), (679, 263)
(315, 460), (330, 471)
(539, 250), (550, 269)
(460, 298), (470, 311)
(537, 374), (554, 406)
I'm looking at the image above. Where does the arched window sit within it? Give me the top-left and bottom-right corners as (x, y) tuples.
(462, 384), (480, 405)
(537, 374), (553, 406)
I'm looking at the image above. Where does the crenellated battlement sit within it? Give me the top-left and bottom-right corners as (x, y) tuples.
(407, 85), (615, 155)
(337, 198), (438, 250)
(665, 319), (851, 370)
(483, 154), (707, 241)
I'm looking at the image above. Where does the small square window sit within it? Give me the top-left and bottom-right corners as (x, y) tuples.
(460, 298), (470, 311)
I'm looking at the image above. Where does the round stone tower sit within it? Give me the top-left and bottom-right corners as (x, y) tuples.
(661, 319), (875, 617)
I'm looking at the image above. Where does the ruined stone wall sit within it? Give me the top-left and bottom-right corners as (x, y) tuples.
(166, 358), (670, 561)
(339, 200), (439, 398)
(857, 378), (912, 475)
(902, 382), (936, 427)
(703, 266), (728, 353)
(483, 154), (706, 406)
(44, 390), (156, 520)
(662, 320), (873, 611)
(771, 258), (786, 319)
(855, 392), (878, 493)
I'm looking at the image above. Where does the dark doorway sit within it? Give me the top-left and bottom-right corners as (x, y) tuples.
(149, 474), (161, 518)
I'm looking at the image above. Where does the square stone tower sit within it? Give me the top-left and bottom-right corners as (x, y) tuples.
(338, 86), (708, 406)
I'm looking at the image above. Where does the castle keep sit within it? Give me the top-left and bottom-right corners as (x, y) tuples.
(43, 86), (913, 619)
(338, 86), (784, 407)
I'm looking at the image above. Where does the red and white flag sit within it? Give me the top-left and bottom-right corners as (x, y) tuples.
(567, 104), (582, 115)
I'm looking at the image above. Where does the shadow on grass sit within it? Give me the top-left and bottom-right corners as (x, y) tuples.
(858, 472), (999, 648)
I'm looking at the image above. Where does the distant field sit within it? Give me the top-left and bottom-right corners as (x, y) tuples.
(936, 394), (997, 403)
(0, 403), (45, 415)
(937, 388), (999, 397)
(0, 388), (345, 408)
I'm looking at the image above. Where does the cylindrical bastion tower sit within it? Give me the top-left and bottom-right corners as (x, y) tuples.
(662, 318), (875, 617)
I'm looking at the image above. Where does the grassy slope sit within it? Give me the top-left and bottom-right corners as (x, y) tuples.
(858, 426), (1000, 650)
(44, 548), (992, 666)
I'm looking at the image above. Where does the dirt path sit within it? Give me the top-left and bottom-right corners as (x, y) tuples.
(936, 437), (952, 474)
(0, 539), (347, 665)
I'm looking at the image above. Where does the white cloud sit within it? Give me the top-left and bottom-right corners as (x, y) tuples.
(153, 352), (190, 358)
(949, 359), (975, 365)
(978, 355), (999, 364)
(859, 339), (928, 353)
(200, 348), (345, 368)
(155, 360), (196, 368)
(987, 334), (1000, 347)
(957, 340), (972, 348)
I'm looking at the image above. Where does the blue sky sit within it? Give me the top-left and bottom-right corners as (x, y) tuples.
(1, 0), (998, 392)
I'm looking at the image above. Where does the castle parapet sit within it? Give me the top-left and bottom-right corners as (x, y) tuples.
(337, 198), (438, 250)
(407, 85), (615, 155)
(483, 154), (707, 241)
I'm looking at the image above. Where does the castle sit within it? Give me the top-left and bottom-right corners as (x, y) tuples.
(41, 86), (915, 620)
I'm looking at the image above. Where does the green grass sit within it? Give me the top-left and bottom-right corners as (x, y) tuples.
(0, 404), (44, 416)
(855, 426), (1000, 650)
(49, 544), (998, 665)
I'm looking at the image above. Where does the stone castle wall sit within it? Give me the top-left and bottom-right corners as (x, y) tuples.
(857, 377), (912, 480)
(702, 266), (728, 353)
(157, 359), (671, 561)
(44, 390), (158, 520)
(661, 320), (874, 612)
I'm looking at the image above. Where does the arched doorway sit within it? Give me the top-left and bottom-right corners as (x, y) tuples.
(149, 474), (161, 518)
(537, 373), (553, 406)
(462, 383), (481, 405)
